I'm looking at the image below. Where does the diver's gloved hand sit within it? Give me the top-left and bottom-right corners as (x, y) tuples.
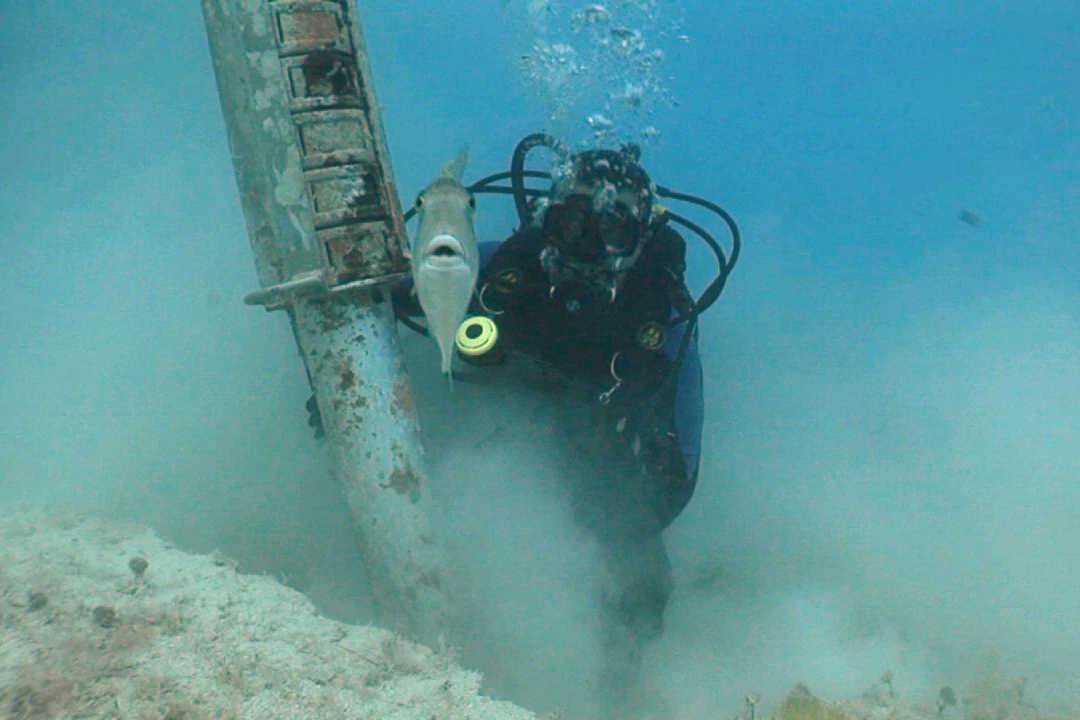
(305, 393), (325, 440)
(391, 282), (423, 318)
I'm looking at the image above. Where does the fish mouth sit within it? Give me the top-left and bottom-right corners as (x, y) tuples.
(422, 234), (467, 268)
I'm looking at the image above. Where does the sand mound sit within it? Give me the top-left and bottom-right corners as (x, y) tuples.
(0, 510), (535, 720)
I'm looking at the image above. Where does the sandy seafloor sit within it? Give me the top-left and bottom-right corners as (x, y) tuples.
(0, 510), (1072, 720)
(0, 510), (537, 720)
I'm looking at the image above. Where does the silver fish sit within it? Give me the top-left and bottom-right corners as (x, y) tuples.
(411, 147), (479, 378)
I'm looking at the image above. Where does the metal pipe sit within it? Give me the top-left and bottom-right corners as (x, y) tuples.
(291, 289), (449, 641)
(201, 0), (453, 644)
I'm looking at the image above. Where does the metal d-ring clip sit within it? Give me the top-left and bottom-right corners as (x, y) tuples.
(477, 282), (505, 315)
(598, 352), (623, 404)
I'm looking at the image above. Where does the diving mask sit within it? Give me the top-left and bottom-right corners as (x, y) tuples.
(541, 192), (647, 269)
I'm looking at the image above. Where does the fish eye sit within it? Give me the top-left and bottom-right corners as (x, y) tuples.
(468, 195), (477, 210)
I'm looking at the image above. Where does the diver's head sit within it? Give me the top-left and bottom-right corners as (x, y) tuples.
(538, 144), (655, 295)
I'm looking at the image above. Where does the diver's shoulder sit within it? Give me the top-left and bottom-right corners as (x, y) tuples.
(506, 224), (546, 248)
(645, 221), (687, 275)
(481, 226), (545, 271)
(652, 221), (686, 249)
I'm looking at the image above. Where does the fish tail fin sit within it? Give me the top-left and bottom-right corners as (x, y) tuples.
(440, 145), (470, 182)
(442, 356), (455, 392)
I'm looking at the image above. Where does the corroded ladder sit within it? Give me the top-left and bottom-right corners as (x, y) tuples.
(201, 0), (451, 645)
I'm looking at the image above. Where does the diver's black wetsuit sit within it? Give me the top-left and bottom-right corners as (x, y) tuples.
(472, 221), (704, 641)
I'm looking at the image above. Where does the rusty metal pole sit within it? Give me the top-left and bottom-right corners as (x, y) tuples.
(201, 0), (452, 644)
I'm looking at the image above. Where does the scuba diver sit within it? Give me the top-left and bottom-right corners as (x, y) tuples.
(314, 131), (740, 710)
(466, 136), (707, 535)
(440, 132), (741, 707)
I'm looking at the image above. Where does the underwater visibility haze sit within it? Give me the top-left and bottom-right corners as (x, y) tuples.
(1, 0), (1078, 717)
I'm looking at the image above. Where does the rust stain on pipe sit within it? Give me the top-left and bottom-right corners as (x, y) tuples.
(391, 378), (416, 417)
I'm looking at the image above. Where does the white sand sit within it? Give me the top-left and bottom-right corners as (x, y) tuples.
(0, 510), (536, 720)
(3, 510), (1070, 720)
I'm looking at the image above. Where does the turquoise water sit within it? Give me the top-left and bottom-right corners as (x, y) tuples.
(1, 1), (1077, 717)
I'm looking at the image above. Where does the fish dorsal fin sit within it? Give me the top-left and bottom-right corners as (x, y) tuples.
(439, 146), (470, 182)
